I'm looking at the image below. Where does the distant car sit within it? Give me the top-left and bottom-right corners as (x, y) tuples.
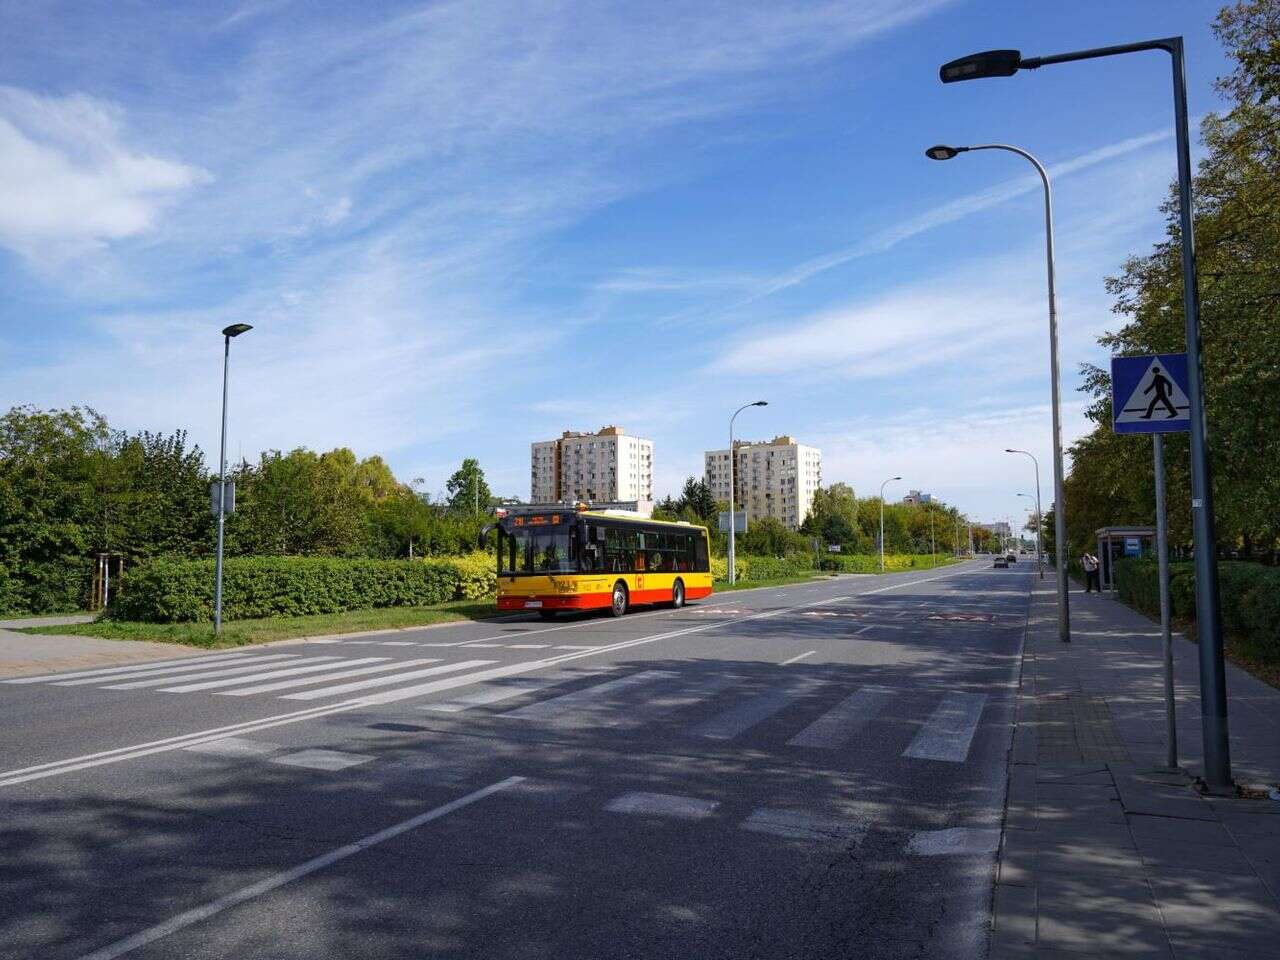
(993, 557), (1009, 568)
(1006, 553), (1017, 563)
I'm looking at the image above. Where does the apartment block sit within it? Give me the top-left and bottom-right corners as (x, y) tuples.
(704, 435), (822, 531)
(530, 426), (654, 504)
(902, 490), (933, 505)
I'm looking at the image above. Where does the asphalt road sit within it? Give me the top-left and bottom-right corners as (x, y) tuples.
(2, 559), (1033, 960)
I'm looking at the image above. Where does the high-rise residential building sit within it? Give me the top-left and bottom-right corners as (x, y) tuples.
(902, 490), (933, 505)
(530, 426), (654, 504)
(704, 435), (822, 531)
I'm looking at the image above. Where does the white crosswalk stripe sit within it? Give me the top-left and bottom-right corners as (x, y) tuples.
(691, 678), (825, 741)
(902, 692), (987, 763)
(219, 658), (442, 697)
(54, 654), (300, 687)
(280, 660), (495, 700)
(499, 670), (676, 723)
(422, 670), (607, 713)
(787, 687), (894, 749)
(103, 656), (343, 690)
(2, 651), (265, 685)
(159, 657), (391, 693)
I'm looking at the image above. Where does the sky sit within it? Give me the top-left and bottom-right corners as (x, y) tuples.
(0, 0), (1232, 528)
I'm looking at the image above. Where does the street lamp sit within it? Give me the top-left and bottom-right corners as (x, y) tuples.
(927, 142), (1069, 644)
(1016, 493), (1042, 572)
(879, 476), (901, 572)
(727, 400), (767, 585)
(1007, 449), (1045, 580)
(937, 35), (1232, 795)
(214, 323), (253, 635)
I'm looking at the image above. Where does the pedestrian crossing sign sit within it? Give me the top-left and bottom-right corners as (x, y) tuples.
(1111, 353), (1192, 434)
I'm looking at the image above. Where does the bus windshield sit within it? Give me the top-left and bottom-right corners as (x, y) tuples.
(499, 521), (577, 575)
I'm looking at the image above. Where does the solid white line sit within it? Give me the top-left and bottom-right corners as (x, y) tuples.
(103, 657), (341, 690)
(219, 658), (441, 697)
(280, 660), (491, 700)
(159, 658), (390, 693)
(4, 652), (261, 685)
(2, 565), (977, 787)
(780, 650), (816, 666)
(73, 777), (525, 960)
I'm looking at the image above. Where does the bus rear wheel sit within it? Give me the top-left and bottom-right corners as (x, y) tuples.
(671, 579), (685, 609)
(610, 582), (629, 617)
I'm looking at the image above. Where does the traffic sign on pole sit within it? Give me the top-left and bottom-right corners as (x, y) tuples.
(1111, 353), (1192, 434)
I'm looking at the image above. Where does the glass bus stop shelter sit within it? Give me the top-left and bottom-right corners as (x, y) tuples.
(1095, 525), (1155, 591)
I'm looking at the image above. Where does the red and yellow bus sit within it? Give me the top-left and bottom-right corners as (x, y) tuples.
(495, 508), (712, 617)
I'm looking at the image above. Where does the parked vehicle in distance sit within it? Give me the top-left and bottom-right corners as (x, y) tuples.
(1006, 553), (1017, 563)
(993, 556), (1009, 568)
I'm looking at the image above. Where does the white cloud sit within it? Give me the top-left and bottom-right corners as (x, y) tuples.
(0, 86), (207, 263)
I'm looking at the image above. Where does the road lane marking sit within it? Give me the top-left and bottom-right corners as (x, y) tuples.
(218, 658), (441, 697)
(787, 687), (894, 749)
(73, 777), (525, 960)
(182, 737), (282, 758)
(902, 691), (987, 763)
(269, 748), (372, 771)
(779, 650), (816, 666)
(605, 791), (719, 820)
(690, 678), (825, 741)
(906, 826), (1000, 856)
(101, 657), (337, 690)
(740, 808), (864, 842)
(422, 670), (607, 713)
(281, 660), (491, 700)
(500, 670), (677, 722)
(2, 652), (264, 685)
(2, 565), (978, 787)
(159, 658), (390, 693)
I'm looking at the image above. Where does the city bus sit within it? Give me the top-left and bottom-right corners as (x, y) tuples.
(495, 507), (712, 617)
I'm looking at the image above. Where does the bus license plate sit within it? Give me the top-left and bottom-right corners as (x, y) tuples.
(524, 600), (543, 608)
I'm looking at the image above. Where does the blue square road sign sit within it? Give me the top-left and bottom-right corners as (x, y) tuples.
(1111, 353), (1192, 435)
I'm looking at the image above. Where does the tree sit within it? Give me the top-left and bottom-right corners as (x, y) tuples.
(446, 459), (492, 516)
(1067, 0), (1280, 561)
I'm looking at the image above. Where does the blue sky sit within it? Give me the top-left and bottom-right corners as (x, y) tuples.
(0, 0), (1229, 527)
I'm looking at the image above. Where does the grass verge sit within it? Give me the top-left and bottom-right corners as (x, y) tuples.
(712, 574), (837, 592)
(16, 599), (503, 649)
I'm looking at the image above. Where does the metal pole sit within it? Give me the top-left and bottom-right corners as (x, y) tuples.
(1154, 434), (1178, 770)
(728, 418), (736, 586)
(1169, 41), (1230, 791)
(214, 335), (230, 635)
(969, 145), (1069, 640)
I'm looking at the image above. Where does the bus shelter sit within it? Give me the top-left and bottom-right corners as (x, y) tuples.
(1095, 526), (1155, 591)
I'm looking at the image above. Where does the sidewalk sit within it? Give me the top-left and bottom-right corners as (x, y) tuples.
(0, 615), (205, 679)
(992, 575), (1280, 959)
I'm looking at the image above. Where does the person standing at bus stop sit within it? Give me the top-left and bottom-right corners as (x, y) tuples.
(1081, 552), (1101, 593)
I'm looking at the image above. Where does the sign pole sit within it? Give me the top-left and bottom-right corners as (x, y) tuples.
(1153, 433), (1178, 770)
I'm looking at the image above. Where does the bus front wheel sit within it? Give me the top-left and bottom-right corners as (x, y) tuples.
(671, 579), (685, 609)
(610, 582), (629, 617)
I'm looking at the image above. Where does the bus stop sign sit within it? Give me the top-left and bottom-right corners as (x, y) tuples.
(1111, 353), (1192, 434)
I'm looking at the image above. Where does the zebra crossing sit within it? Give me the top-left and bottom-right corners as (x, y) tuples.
(5, 652), (991, 764)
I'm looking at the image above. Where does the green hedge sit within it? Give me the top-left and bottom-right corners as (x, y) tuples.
(818, 553), (957, 573)
(709, 553), (957, 582)
(108, 555), (498, 624)
(1116, 559), (1280, 662)
(0, 562), (13, 615)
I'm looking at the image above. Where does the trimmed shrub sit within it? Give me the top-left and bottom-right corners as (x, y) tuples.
(108, 556), (471, 623)
(450, 552), (498, 600)
(0, 562), (13, 615)
(819, 554), (957, 573)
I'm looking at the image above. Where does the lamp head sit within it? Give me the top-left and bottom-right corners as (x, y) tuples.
(222, 323), (253, 338)
(753, 400), (768, 407)
(925, 144), (966, 161)
(940, 49), (1023, 83)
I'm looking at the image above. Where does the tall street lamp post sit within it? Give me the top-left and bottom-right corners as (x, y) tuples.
(936, 36), (1231, 796)
(727, 401), (767, 586)
(927, 142), (1069, 644)
(214, 323), (253, 635)
(879, 476), (901, 573)
(1007, 449), (1045, 580)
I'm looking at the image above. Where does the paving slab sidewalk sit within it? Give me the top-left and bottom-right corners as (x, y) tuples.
(992, 576), (1280, 959)
(0, 615), (206, 679)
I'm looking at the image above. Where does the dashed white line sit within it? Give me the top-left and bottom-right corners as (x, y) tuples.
(779, 650), (816, 666)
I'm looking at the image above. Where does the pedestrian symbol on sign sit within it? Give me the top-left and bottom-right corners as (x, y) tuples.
(1110, 354), (1192, 435)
